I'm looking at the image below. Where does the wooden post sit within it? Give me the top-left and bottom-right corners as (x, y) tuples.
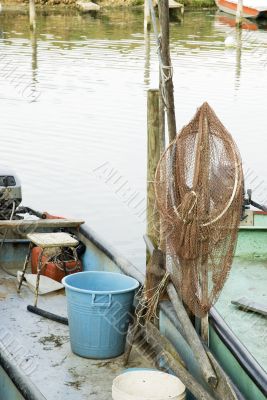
(158, 0), (177, 143)
(29, 0), (36, 31)
(144, 0), (151, 31)
(159, 78), (165, 155)
(158, 77), (165, 246)
(147, 89), (160, 250)
(166, 283), (217, 388)
(236, 0), (243, 27)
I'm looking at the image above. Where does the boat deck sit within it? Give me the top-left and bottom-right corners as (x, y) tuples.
(0, 270), (152, 400)
(216, 257), (267, 373)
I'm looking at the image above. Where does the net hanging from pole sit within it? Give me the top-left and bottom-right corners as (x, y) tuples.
(154, 102), (244, 317)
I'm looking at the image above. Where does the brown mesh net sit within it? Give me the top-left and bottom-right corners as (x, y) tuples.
(154, 102), (244, 317)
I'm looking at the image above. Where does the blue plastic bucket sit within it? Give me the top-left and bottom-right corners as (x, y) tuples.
(62, 271), (139, 359)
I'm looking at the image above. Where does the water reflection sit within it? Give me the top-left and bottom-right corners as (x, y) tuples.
(235, 28), (242, 89)
(30, 30), (38, 98)
(144, 30), (150, 86)
(0, 8), (266, 270)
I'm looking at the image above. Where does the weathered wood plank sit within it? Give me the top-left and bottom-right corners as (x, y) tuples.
(155, 0), (184, 9)
(232, 297), (267, 317)
(76, 1), (100, 12)
(169, 0), (184, 9)
(0, 219), (84, 230)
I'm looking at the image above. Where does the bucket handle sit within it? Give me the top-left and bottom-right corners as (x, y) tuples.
(91, 293), (112, 308)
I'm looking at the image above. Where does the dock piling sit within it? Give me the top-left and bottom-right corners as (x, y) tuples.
(147, 89), (160, 249)
(29, 0), (36, 31)
(144, 0), (151, 31)
(236, 0), (243, 27)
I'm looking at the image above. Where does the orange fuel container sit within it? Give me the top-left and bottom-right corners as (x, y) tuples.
(31, 246), (82, 283)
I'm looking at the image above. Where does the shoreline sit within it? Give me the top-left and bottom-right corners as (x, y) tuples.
(1, 0), (216, 10)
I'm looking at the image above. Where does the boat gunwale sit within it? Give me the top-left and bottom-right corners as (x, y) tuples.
(210, 308), (267, 396)
(79, 223), (145, 285)
(0, 347), (46, 400)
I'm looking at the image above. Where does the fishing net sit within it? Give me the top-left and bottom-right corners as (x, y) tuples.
(154, 102), (244, 317)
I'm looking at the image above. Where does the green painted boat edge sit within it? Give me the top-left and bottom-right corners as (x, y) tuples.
(0, 366), (25, 400)
(210, 308), (267, 399)
(0, 345), (45, 400)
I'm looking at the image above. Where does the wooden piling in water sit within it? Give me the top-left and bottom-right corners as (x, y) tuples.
(236, 0), (243, 27)
(157, 0), (177, 143)
(144, 0), (151, 31)
(29, 0), (36, 31)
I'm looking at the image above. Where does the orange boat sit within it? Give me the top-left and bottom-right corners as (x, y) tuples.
(215, 0), (267, 18)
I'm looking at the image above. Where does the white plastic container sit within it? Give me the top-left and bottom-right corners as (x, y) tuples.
(112, 370), (186, 400)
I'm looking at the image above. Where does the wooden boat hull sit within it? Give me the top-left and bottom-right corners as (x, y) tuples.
(215, 0), (267, 19)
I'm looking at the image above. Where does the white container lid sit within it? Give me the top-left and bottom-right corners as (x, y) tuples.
(112, 370), (186, 400)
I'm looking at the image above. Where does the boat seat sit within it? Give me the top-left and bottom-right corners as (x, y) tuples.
(17, 232), (79, 306)
(27, 232), (79, 248)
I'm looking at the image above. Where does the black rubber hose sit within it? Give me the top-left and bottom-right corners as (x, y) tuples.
(15, 206), (46, 219)
(27, 305), (68, 325)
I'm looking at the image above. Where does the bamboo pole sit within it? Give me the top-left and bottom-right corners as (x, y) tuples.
(144, 0), (151, 31)
(147, 89), (161, 249)
(144, 235), (217, 387)
(157, 0), (177, 142)
(236, 0), (243, 27)
(29, 0), (36, 31)
(166, 283), (217, 388)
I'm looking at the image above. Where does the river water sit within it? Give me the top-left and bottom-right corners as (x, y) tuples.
(0, 8), (266, 271)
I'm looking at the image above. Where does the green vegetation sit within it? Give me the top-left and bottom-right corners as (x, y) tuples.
(1, 0), (215, 9)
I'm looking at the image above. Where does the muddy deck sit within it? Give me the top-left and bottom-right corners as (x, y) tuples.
(0, 270), (151, 400)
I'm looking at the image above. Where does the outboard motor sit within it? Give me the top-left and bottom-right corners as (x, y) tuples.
(0, 169), (22, 220)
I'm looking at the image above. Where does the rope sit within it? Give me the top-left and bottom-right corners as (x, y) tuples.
(147, 0), (173, 108)
(135, 271), (170, 326)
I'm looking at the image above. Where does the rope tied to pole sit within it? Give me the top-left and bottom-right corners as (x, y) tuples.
(148, 0), (176, 124)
